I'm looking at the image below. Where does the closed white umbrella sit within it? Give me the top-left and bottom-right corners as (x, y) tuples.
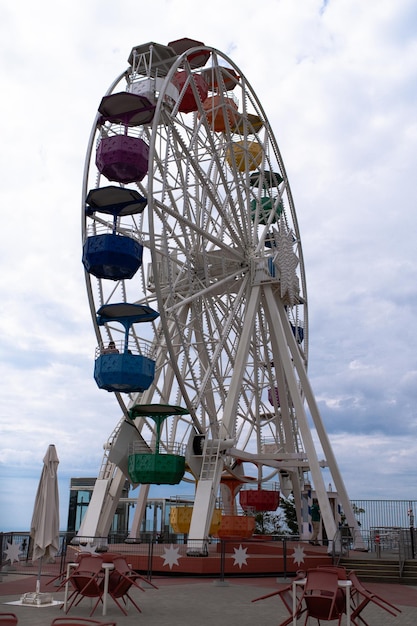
(30, 444), (60, 593)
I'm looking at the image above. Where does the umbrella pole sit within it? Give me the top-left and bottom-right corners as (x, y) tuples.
(21, 554), (55, 605)
(36, 557), (42, 594)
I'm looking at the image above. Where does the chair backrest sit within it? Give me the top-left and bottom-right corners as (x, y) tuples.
(0, 614), (18, 625)
(348, 570), (400, 616)
(303, 569), (340, 620)
(348, 570), (368, 593)
(111, 555), (131, 575)
(74, 554), (104, 573)
(70, 574), (102, 597)
(108, 559), (137, 596)
(50, 618), (116, 625)
(305, 569), (339, 590)
(69, 556), (104, 597)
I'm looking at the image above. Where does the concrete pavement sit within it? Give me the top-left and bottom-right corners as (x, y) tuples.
(1, 572), (417, 625)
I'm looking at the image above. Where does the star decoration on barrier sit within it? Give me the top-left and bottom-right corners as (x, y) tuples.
(232, 544), (249, 568)
(161, 544), (182, 569)
(292, 544), (306, 566)
(3, 541), (22, 564)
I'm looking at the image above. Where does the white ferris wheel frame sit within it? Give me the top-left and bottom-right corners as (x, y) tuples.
(79, 42), (364, 552)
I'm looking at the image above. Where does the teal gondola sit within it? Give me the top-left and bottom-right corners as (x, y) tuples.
(127, 404), (189, 485)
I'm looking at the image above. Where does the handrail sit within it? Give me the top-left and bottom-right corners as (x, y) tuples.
(398, 527), (416, 576)
(332, 527), (353, 564)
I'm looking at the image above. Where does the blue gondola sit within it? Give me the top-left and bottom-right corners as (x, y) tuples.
(83, 233), (143, 281)
(94, 303), (159, 393)
(83, 186), (147, 281)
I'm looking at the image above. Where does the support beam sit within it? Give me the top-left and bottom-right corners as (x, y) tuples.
(275, 296), (366, 550)
(263, 287), (338, 543)
(187, 286), (261, 553)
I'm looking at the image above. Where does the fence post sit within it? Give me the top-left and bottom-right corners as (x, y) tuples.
(375, 534), (381, 558)
(282, 537), (287, 579)
(213, 538), (230, 587)
(408, 509), (415, 559)
(220, 539), (226, 583)
(147, 539), (154, 582)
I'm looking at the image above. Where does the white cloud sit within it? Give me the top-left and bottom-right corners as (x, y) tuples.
(1, 0), (417, 531)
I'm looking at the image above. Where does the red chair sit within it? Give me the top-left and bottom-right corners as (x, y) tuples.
(110, 555), (158, 589)
(348, 570), (401, 625)
(47, 552), (104, 587)
(299, 569), (344, 625)
(252, 571), (307, 626)
(105, 555), (155, 615)
(0, 614), (18, 625)
(51, 617), (117, 626)
(57, 554), (105, 616)
(316, 565), (348, 608)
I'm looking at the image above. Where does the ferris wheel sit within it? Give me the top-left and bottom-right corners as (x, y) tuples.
(80, 39), (363, 552)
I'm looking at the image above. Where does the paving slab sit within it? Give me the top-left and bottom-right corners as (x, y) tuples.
(1, 574), (417, 625)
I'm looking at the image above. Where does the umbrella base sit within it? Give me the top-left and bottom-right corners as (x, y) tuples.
(20, 592), (54, 605)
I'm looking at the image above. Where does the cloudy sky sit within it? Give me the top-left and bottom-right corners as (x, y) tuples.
(1, 0), (416, 531)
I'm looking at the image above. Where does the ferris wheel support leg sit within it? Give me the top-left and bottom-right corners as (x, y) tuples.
(187, 287), (262, 554)
(187, 478), (222, 555)
(291, 472), (304, 535)
(78, 468), (129, 541)
(77, 478), (110, 542)
(96, 468), (128, 537)
(263, 288), (338, 546)
(273, 293), (366, 551)
(128, 484), (150, 539)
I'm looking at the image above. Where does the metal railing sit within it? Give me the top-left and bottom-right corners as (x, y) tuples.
(0, 531), (309, 583)
(350, 499), (417, 533)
